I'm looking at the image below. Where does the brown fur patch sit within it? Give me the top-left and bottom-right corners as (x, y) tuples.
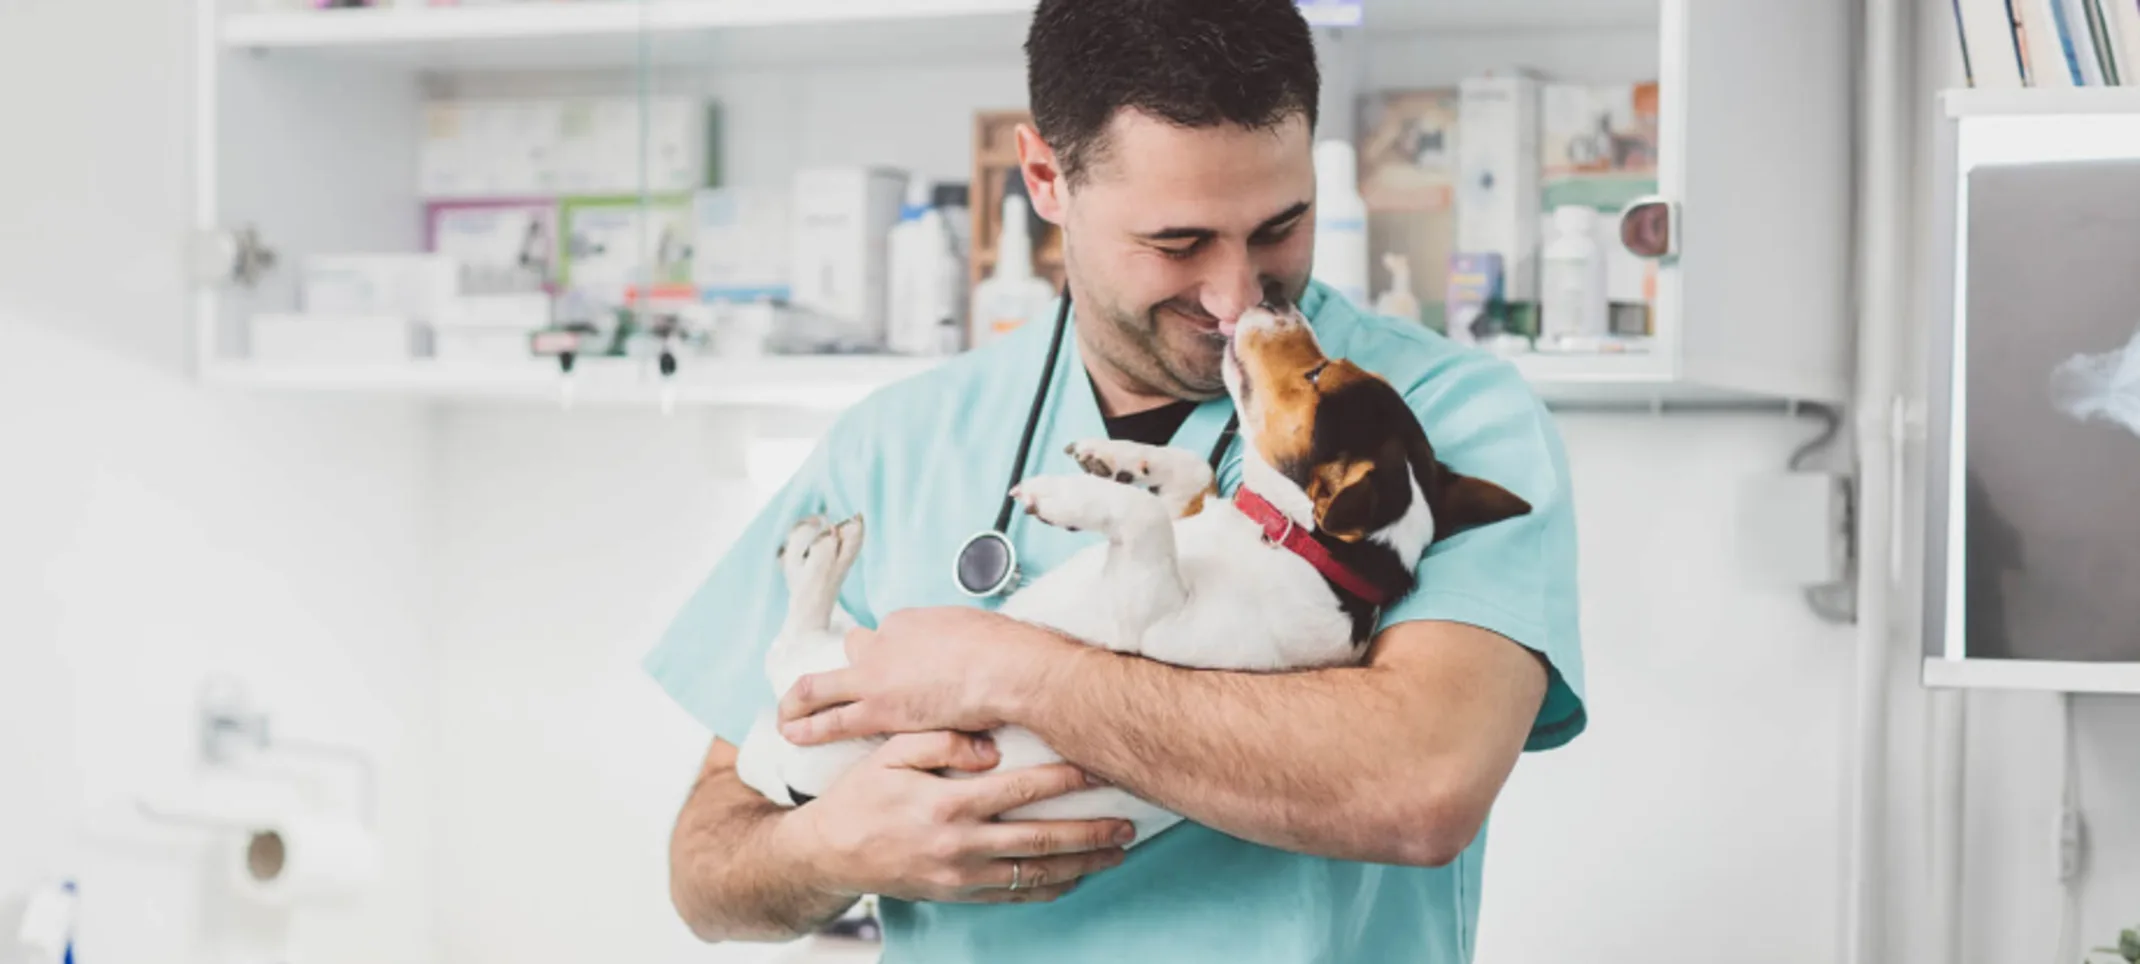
(1178, 484), (1215, 519)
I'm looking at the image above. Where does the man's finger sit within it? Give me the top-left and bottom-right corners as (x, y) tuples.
(957, 880), (1079, 904)
(781, 701), (871, 746)
(777, 669), (861, 725)
(964, 818), (1138, 857)
(951, 763), (1097, 819)
(842, 626), (876, 661)
(879, 731), (999, 773)
(953, 849), (1126, 900)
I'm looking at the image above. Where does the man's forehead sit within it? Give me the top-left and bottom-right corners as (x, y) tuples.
(1074, 109), (1314, 219)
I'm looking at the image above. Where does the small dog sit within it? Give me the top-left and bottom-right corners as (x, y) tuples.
(736, 300), (1533, 845)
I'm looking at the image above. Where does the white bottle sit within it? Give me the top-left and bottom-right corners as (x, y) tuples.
(888, 182), (940, 355)
(971, 180), (1058, 349)
(1539, 204), (1609, 347)
(1372, 252), (1422, 323)
(1312, 139), (1371, 308)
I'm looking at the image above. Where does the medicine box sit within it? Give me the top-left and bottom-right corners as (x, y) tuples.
(420, 98), (715, 200)
(692, 187), (792, 303)
(1456, 73), (1542, 301)
(250, 313), (420, 364)
(300, 254), (457, 322)
(426, 200), (560, 296)
(789, 166), (910, 347)
(559, 194), (697, 299)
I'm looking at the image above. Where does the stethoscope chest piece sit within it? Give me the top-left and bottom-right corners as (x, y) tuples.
(954, 530), (1021, 598)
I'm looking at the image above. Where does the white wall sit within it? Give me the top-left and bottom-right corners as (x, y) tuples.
(427, 405), (792, 964)
(423, 404), (1865, 964)
(0, 2), (438, 962)
(1901, 6), (2140, 961)
(1475, 413), (1857, 964)
(0, 320), (440, 964)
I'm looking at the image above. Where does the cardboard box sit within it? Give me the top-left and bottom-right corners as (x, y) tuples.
(1358, 88), (1461, 322)
(559, 194), (696, 299)
(250, 313), (419, 364)
(789, 166), (910, 348)
(426, 200), (560, 296)
(1456, 73), (1542, 301)
(300, 254), (457, 322)
(421, 97), (715, 200)
(692, 187), (792, 302)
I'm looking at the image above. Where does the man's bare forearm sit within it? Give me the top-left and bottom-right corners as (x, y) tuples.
(1002, 625), (1544, 867)
(668, 742), (855, 943)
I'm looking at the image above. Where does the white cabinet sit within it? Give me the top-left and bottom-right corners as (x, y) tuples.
(192, 0), (1854, 410)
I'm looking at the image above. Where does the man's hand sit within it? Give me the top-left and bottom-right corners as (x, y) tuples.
(779, 730), (1133, 903)
(778, 607), (1050, 745)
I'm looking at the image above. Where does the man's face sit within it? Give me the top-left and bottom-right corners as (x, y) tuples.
(1050, 110), (1318, 401)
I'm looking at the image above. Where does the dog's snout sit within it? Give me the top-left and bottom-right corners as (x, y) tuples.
(1258, 281), (1292, 313)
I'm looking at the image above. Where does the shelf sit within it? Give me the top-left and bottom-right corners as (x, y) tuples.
(197, 348), (1756, 412)
(1941, 85), (2140, 118)
(199, 354), (943, 411)
(1922, 658), (2140, 696)
(218, 0), (1660, 72)
(1506, 352), (1763, 408)
(220, 0), (1036, 71)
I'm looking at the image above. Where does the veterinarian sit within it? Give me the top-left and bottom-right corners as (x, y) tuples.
(646, 1), (1586, 960)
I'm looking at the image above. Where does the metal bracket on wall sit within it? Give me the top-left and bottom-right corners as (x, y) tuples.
(1793, 402), (1859, 624)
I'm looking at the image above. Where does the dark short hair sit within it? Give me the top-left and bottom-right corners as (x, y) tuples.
(1025, 0), (1321, 185)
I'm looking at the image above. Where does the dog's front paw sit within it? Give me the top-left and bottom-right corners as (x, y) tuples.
(1010, 474), (1128, 534)
(1066, 438), (1158, 488)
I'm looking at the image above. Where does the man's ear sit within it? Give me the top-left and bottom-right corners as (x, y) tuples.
(1014, 124), (1067, 225)
(1431, 467), (1533, 542)
(1308, 459), (1379, 543)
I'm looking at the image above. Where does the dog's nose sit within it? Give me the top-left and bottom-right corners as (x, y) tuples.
(1258, 281), (1292, 313)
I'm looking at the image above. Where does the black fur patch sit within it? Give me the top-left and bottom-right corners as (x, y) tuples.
(1281, 373), (1433, 640)
(788, 787), (815, 806)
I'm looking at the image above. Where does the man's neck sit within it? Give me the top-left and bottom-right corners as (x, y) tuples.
(1077, 331), (1189, 418)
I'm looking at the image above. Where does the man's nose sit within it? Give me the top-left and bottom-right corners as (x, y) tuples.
(1198, 250), (1265, 326)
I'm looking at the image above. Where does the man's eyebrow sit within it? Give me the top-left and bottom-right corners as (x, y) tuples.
(1135, 201), (1313, 243)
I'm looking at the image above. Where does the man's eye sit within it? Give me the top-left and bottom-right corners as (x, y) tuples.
(1252, 223), (1301, 246)
(1155, 244), (1199, 261)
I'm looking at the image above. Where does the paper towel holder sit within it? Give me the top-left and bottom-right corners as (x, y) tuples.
(135, 677), (379, 833)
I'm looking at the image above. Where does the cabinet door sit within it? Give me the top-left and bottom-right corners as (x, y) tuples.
(1663, 0), (1854, 403)
(204, 1), (690, 380)
(0, 0), (200, 367)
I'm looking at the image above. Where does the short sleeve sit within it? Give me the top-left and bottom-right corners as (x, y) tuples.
(640, 430), (860, 747)
(1374, 360), (1588, 752)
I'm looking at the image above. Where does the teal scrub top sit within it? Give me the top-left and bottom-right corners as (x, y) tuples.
(643, 281), (1587, 964)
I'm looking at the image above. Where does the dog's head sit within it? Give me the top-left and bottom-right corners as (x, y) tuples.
(1221, 298), (1533, 560)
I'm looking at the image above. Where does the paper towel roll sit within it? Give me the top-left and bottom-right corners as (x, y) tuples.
(229, 816), (382, 906)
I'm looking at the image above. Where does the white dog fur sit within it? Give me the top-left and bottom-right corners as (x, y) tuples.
(735, 307), (1444, 847)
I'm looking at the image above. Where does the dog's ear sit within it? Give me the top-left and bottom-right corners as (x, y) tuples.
(1430, 466), (1532, 542)
(1308, 458), (1380, 542)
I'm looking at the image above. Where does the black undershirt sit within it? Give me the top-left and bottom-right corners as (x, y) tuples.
(1102, 396), (1199, 445)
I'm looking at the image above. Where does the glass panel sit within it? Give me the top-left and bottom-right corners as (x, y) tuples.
(1943, 115), (2140, 664)
(1341, 0), (1663, 357)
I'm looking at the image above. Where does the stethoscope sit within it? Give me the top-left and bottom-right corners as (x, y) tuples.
(954, 293), (1241, 598)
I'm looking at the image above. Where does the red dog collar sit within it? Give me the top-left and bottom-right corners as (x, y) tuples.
(1232, 487), (1396, 607)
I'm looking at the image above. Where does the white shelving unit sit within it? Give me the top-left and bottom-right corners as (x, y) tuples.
(1914, 87), (2140, 696)
(199, 354), (938, 411)
(1922, 658), (2140, 696)
(192, 0), (1854, 413)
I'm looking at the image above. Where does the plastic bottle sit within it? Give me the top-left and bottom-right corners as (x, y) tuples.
(887, 180), (946, 355)
(1539, 204), (1609, 346)
(1372, 252), (1422, 323)
(1311, 139), (1371, 308)
(970, 174), (1058, 349)
(17, 879), (77, 964)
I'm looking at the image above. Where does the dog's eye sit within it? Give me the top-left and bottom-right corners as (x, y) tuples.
(1305, 361), (1329, 385)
